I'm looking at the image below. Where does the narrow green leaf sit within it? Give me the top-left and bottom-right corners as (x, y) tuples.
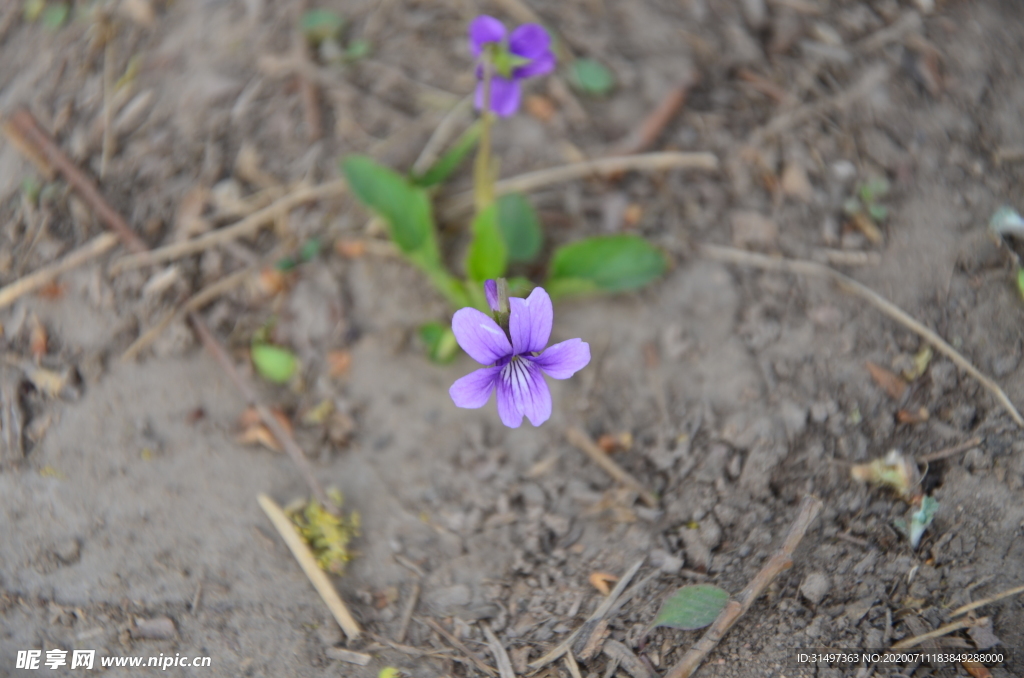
(497, 193), (543, 263)
(465, 204), (508, 283)
(344, 38), (371, 61)
(412, 121), (481, 188)
(547, 234), (667, 296)
(341, 155), (431, 253)
(567, 58), (615, 96)
(653, 585), (730, 631)
(251, 344), (298, 384)
(1017, 269), (1024, 300)
(301, 9), (344, 45)
(867, 203), (888, 221)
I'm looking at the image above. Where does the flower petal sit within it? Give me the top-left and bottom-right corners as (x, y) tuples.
(449, 366), (500, 409)
(496, 371), (523, 428)
(509, 23), (550, 59)
(452, 308), (512, 365)
(469, 16), (506, 57)
(484, 279), (499, 311)
(509, 286), (552, 355)
(530, 338), (590, 379)
(513, 51), (556, 79)
(497, 358), (551, 427)
(475, 77), (521, 117)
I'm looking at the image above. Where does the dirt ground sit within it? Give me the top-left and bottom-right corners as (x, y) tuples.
(2, 0), (1024, 676)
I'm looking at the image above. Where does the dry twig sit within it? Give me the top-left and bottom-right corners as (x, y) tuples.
(611, 72), (699, 156)
(422, 617), (497, 677)
(917, 437), (984, 464)
(699, 244), (1024, 427)
(482, 623), (515, 678)
(0, 233), (119, 310)
(529, 558), (645, 670)
(566, 427), (658, 507)
(664, 496), (823, 678)
(951, 584), (1024, 618)
(394, 581), (419, 644)
(257, 494), (361, 639)
(111, 180), (347, 272)
(891, 616), (988, 650)
(5, 109), (147, 252)
(440, 152), (718, 220)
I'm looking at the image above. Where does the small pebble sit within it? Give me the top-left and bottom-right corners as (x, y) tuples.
(800, 572), (830, 605)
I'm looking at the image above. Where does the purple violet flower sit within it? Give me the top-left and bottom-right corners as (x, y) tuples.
(449, 285), (590, 428)
(468, 15), (556, 117)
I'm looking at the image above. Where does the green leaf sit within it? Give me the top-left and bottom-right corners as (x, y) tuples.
(301, 9), (344, 45)
(859, 177), (890, 204)
(547, 234), (667, 297)
(909, 495), (939, 549)
(465, 204), (507, 283)
(653, 585), (730, 631)
(412, 121), (481, 188)
(1017, 269), (1024, 300)
(251, 344), (298, 384)
(497, 193), (542, 263)
(345, 38), (371, 61)
(342, 155), (431, 254)
(41, 2), (68, 29)
(419, 322), (459, 363)
(867, 203), (888, 221)
(567, 58), (615, 96)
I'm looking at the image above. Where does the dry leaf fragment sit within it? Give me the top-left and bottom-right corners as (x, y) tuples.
(962, 661), (992, 678)
(334, 239), (366, 259)
(902, 346), (933, 381)
(588, 572), (619, 596)
(623, 203), (643, 228)
(236, 407), (293, 452)
(174, 186), (210, 241)
(327, 350), (352, 378)
(866, 361), (908, 400)
(524, 94), (557, 122)
(28, 314), (47, 361)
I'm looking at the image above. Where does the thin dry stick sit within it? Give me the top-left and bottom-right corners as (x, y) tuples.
(891, 616), (987, 650)
(411, 95), (474, 176)
(664, 496), (823, 678)
(566, 426), (658, 508)
(951, 584), (1024, 618)
(5, 103), (335, 527)
(6, 109), (147, 253)
(482, 623), (515, 678)
(529, 558), (645, 670)
(440, 152), (718, 220)
(190, 317), (331, 508)
(257, 494), (361, 639)
(0, 233), (119, 310)
(422, 617), (497, 677)
(563, 653), (584, 678)
(917, 437), (984, 464)
(611, 72), (699, 156)
(750, 64), (888, 145)
(110, 179), (347, 273)
(100, 33), (115, 179)
(121, 265), (255, 362)
(700, 244), (1024, 428)
(394, 581), (419, 644)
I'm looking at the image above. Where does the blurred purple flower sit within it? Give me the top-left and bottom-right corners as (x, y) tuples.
(449, 286), (590, 428)
(468, 15), (556, 117)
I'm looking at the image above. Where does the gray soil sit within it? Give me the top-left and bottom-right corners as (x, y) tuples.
(2, 0), (1024, 677)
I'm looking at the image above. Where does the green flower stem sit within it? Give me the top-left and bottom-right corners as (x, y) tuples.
(473, 59), (496, 212)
